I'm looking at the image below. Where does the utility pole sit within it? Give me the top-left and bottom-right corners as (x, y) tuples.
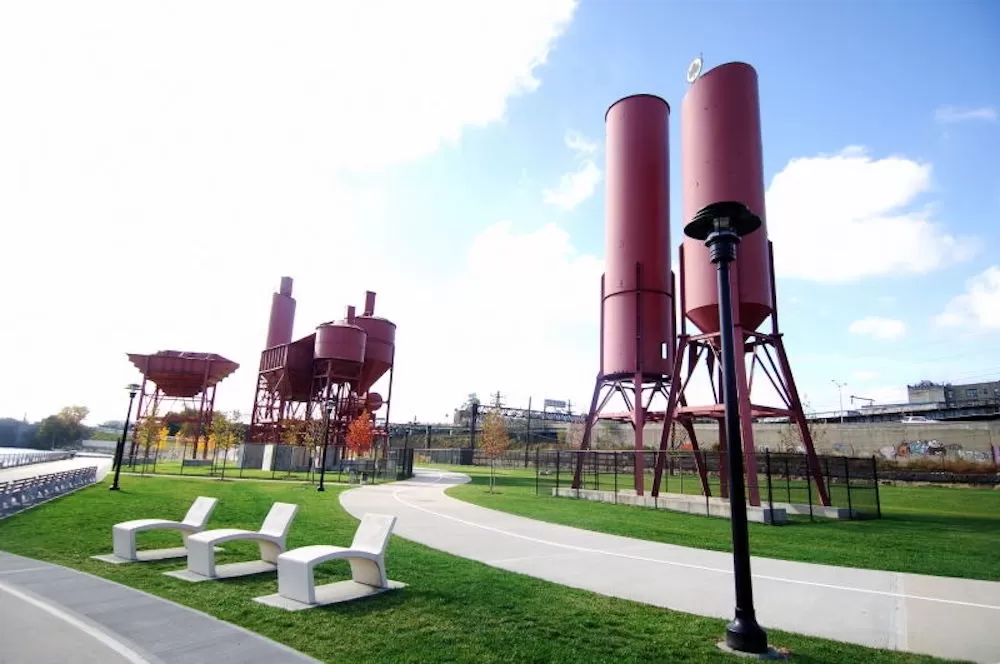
(491, 391), (504, 408)
(831, 380), (847, 424)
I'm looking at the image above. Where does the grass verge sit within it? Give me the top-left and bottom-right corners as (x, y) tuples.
(0, 475), (953, 663)
(442, 464), (1000, 582)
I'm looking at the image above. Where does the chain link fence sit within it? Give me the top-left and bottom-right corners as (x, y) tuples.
(121, 443), (414, 485)
(531, 450), (881, 523)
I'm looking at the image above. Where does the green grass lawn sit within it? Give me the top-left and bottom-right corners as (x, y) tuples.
(0, 476), (955, 663)
(126, 461), (394, 485)
(441, 464), (1000, 582)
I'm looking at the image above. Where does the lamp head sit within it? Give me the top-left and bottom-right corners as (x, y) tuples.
(325, 397), (336, 414)
(683, 201), (762, 241)
(125, 383), (141, 396)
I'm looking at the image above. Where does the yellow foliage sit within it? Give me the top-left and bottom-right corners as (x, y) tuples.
(480, 411), (509, 459)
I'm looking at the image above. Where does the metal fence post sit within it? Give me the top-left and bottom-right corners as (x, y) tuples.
(535, 448), (540, 496)
(614, 451), (618, 503)
(592, 450), (598, 491)
(784, 455), (791, 504)
(844, 457), (854, 520)
(871, 455), (882, 519)
(555, 450), (560, 496)
(765, 450), (774, 522)
(806, 459), (814, 521)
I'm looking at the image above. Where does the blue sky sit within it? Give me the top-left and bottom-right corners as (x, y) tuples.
(0, 0), (998, 424)
(375, 0), (1000, 414)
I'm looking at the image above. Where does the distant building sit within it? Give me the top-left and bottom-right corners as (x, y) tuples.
(907, 379), (1000, 406)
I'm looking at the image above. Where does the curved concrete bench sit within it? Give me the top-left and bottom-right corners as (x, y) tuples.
(255, 513), (404, 611)
(93, 496), (218, 564)
(167, 502), (299, 582)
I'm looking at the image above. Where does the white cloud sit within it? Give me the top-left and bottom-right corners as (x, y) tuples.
(564, 130), (598, 157)
(934, 105), (997, 124)
(766, 146), (976, 282)
(543, 129), (602, 211)
(847, 317), (907, 341)
(935, 266), (1000, 332)
(543, 161), (602, 211)
(0, 0), (580, 424)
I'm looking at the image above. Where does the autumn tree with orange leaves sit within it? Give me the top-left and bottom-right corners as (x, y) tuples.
(346, 410), (375, 457)
(480, 410), (510, 493)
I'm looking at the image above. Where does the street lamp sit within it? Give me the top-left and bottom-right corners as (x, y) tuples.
(110, 383), (141, 491)
(683, 201), (769, 655)
(832, 380), (847, 424)
(317, 397), (336, 492)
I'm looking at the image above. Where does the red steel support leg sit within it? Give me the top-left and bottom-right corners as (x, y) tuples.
(652, 337), (687, 495)
(733, 331), (761, 506)
(773, 336), (831, 506)
(634, 375), (645, 496)
(680, 408), (711, 496)
(571, 377), (604, 489)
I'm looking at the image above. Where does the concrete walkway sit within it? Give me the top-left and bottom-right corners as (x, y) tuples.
(0, 455), (114, 483)
(0, 551), (320, 664)
(340, 469), (1000, 664)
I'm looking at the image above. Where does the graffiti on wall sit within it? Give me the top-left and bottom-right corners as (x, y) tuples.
(880, 440), (996, 463)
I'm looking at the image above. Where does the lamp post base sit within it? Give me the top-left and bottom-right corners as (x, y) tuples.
(725, 615), (770, 655)
(317, 486), (325, 492)
(716, 642), (787, 660)
(109, 486), (120, 491)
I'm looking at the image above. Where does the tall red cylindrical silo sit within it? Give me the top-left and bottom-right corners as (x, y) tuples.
(266, 276), (297, 348)
(681, 62), (772, 334)
(602, 94), (674, 379)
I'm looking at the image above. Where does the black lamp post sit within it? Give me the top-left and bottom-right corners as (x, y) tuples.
(110, 383), (141, 491)
(317, 397), (335, 492)
(683, 201), (769, 655)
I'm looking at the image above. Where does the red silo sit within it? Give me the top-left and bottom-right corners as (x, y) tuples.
(681, 62), (772, 334)
(314, 322), (367, 379)
(354, 291), (396, 394)
(602, 94), (674, 378)
(266, 276), (297, 349)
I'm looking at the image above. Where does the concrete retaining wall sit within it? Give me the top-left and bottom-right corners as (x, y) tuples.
(553, 487), (788, 525)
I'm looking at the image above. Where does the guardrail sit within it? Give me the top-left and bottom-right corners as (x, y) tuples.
(0, 466), (97, 519)
(0, 450), (76, 470)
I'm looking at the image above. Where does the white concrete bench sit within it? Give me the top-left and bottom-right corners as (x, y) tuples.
(254, 513), (405, 611)
(92, 496), (218, 564)
(166, 502), (299, 582)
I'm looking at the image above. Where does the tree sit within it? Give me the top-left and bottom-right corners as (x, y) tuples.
(133, 415), (161, 463)
(480, 410), (510, 493)
(210, 411), (244, 452)
(210, 410), (245, 479)
(566, 421), (587, 449)
(778, 397), (828, 452)
(33, 405), (92, 449)
(58, 406), (89, 426)
(280, 419), (308, 446)
(346, 410), (375, 457)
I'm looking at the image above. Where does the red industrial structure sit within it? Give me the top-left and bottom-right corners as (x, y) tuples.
(651, 61), (830, 506)
(573, 94), (677, 495)
(126, 351), (240, 459)
(249, 278), (395, 465)
(573, 62), (830, 507)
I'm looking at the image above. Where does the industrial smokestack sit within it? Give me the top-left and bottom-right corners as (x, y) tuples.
(265, 276), (296, 348)
(345, 305), (356, 325)
(363, 291), (376, 317)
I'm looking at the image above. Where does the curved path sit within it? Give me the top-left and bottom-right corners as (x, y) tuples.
(0, 454), (114, 483)
(340, 469), (1000, 664)
(0, 551), (320, 664)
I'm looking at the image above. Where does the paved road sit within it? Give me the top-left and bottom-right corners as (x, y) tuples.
(0, 455), (114, 483)
(0, 551), (320, 664)
(340, 469), (1000, 664)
